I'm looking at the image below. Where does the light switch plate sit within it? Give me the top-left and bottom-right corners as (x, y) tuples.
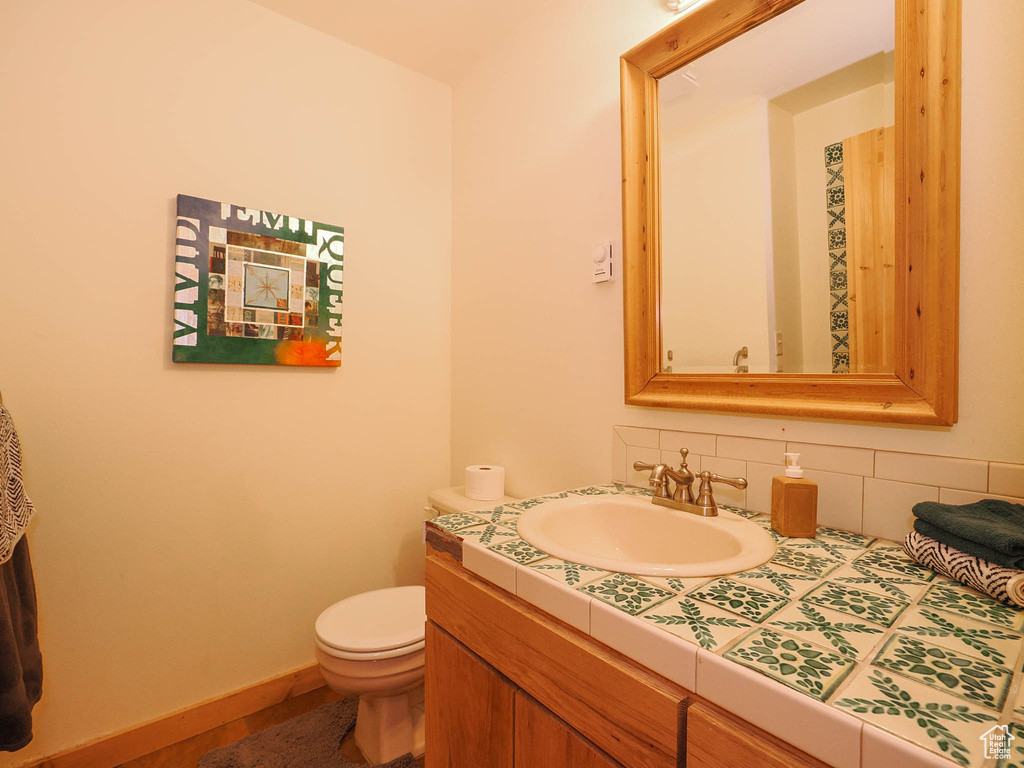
(592, 241), (614, 283)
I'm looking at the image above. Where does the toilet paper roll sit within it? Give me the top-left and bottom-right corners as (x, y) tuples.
(465, 465), (506, 501)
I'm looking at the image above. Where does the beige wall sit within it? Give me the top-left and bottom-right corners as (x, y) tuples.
(766, 100), (803, 371)
(661, 97), (773, 372)
(451, 0), (1024, 501)
(0, 0), (451, 763)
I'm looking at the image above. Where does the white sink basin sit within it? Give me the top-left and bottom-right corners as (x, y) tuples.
(516, 495), (776, 577)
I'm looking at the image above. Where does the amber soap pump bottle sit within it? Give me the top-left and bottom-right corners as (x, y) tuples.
(771, 453), (818, 538)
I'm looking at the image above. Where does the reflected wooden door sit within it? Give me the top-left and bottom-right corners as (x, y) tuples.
(844, 126), (895, 374)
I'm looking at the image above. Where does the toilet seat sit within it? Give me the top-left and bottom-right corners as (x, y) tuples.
(315, 585), (426, 657)
(314, 635), (425, 661)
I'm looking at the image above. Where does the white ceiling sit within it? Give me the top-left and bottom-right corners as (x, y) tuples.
(247, 0), (552, 84)
(660, 0), (894, 128)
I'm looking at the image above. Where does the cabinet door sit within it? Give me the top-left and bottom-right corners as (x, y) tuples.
(425, 621), (515, 768)
(514, 692), (622, 768)
(686, 702), (828, 768)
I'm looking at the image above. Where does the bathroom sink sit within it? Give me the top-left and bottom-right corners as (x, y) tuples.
(516, 495), (776, 577)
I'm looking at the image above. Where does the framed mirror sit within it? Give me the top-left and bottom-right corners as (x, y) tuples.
(621, 0), (960, 425)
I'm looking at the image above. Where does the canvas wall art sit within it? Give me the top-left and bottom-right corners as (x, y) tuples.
(172, 195), (343, 367)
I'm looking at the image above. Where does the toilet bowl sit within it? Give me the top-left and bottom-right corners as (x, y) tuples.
(314, 585), (426, 764)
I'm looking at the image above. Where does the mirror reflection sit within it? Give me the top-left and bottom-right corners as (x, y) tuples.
(659, 0), (895, 374)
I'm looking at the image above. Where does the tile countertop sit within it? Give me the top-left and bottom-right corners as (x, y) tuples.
(424, 484), (1024, 768)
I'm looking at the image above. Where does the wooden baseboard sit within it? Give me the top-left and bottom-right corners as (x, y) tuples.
(25, 664), (325, 768)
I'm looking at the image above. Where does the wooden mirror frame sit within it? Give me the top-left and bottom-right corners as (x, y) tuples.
(621, 0), (960, 425)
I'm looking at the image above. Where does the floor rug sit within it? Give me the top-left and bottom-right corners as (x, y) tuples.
(197, 697), (417, 768)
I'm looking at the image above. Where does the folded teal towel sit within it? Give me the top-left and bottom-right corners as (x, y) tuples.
(913, 519), (1023, 569)
(913, 499), (1024, 569)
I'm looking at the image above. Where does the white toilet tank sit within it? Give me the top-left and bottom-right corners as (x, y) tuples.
(424, 485), (519, 517)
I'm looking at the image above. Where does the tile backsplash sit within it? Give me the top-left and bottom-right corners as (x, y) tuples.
(613, 427), (1024, 542)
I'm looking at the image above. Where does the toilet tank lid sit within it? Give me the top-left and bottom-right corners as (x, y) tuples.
(315, 586), (426, 653)
(428, 485), (519, 515)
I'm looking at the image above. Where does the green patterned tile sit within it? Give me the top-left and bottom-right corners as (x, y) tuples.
(529, 558), (609, 587)
(687, 578), (790, 622)
(750, 516), (791, 545)
(430, 512), (487, 532)
(1015, 672), (1024, 718)
(721, 505), (762, 519)
(506, 491), (570, 511)
(895, 604), (1023, 667)
(854, 545), (937, 581)
(834, 668), (997, 767)
(472, 505), (522, 524)
(771, 545), (844, 577)
(994, 722), (1024, 768)
(578, 573), (675, 615)
(730, 563), (819, 599)
(918, 583), (1024, 631)
(872, 633), (1012, 710)
(828, 563), (930, 602)
(639, 597), (752, 650)
(488, 538), (548, 565)
(802, 581), (908, 627)
(598, 483), (652, 496)
(459, 524), (518, 546)
(645, 575), (711, 594)
(783, 538), (865, 561)
(766, 601), (884, 659)
(723, 627), (855, 701)
(568, 485), (615, 496)
(816, 526), (878, 548)
(762, 527), (790, 545)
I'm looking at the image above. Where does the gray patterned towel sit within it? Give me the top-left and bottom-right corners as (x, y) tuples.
(904, 531), (1024, 607)
(0, 407), (35, 566)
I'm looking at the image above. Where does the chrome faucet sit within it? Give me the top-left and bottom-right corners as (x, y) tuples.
(633, 448), (746, 517)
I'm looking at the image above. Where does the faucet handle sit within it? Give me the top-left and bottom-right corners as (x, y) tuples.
(695, 470), (748, 515)
(633, 461), (658, 473)
(677, 447), (689, 467)
(706, 472), (747, 490)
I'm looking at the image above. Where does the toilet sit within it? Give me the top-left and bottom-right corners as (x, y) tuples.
(314, 586), (427, 763)
(314, 486), (519, 763)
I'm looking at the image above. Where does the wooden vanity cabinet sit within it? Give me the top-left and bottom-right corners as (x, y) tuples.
(425, 621), (515, 767)
(426, 619), (622, 768)
(425, 553), (831, 768)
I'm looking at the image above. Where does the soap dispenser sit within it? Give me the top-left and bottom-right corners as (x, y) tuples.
(771, 453), (818, 538)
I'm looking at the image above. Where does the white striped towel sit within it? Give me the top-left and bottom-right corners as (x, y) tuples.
(0, 406), (35, 565)
(904, 530), (1024, 608)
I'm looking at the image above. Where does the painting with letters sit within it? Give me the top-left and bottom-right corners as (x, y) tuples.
(172, 194), (343, 367)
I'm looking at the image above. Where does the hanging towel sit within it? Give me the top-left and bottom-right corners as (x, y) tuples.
(0, 407), (35, 565)
(913, 499), (1024, 569)
(904, 530), (1024, 608)
(0, 406), (41, 751)
(0, 537), (42, 751)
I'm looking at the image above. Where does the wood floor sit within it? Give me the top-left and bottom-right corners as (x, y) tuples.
(114, 686), (426, 768)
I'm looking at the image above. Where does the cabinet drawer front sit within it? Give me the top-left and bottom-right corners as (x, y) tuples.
(686, 702), (830, 768)
(426, 621), (515, 768)
(426, 555), (686, 768)
(515, 692), (622, 768)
